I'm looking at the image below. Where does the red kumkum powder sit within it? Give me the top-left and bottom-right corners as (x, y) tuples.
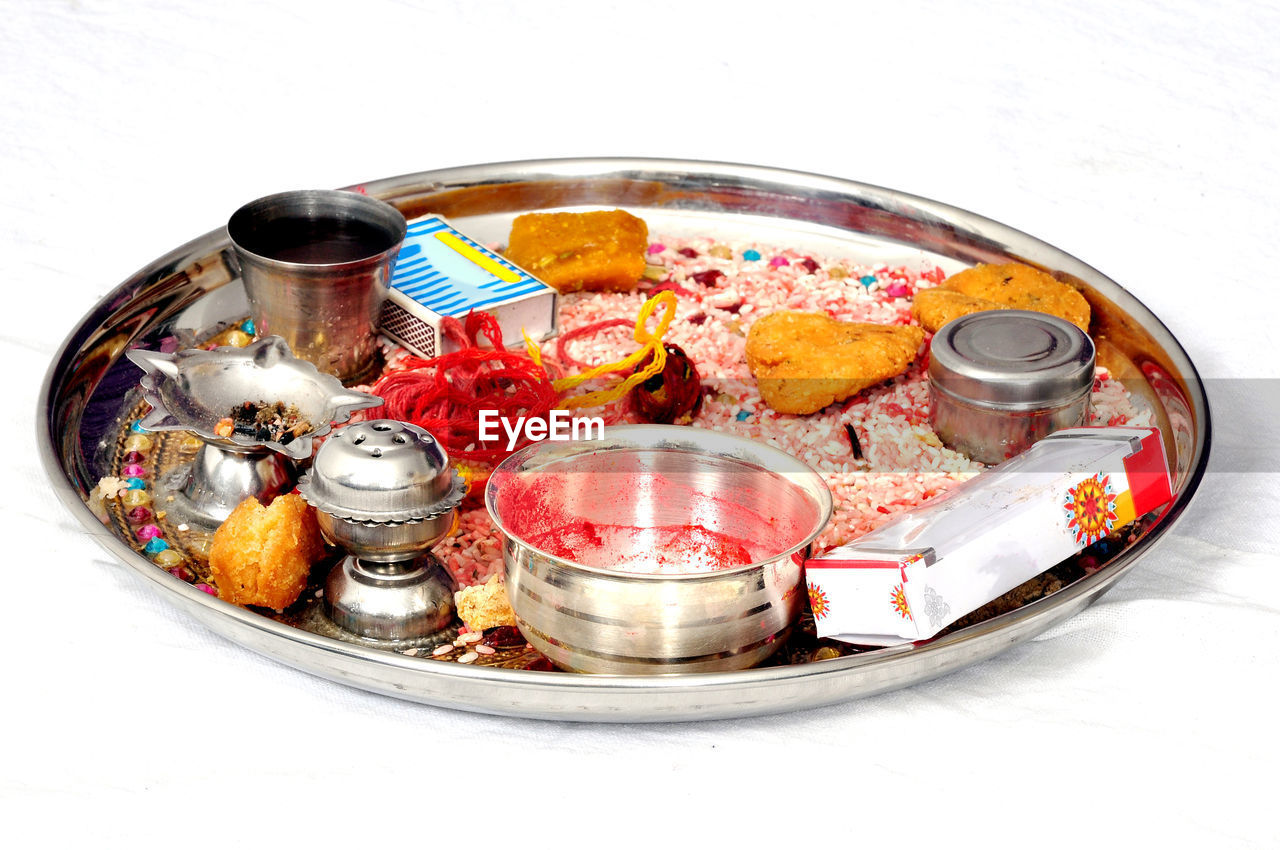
(526, 521), (759, 573)
(493, 464), (805, 575)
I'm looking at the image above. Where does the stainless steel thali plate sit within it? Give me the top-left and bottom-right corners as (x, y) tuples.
(38, 158), (1211, 721)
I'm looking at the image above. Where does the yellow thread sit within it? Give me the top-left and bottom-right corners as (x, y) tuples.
(523, 328), (545, 368)
(525, 291), (678, 410)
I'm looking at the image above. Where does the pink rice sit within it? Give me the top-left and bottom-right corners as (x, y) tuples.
(427, 235), (1151, 587)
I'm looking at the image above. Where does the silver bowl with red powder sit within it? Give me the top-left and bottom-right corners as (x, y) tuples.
(485, 425), (833, 674)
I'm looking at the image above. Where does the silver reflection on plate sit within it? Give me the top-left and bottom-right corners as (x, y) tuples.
(126, 335), (382, 525)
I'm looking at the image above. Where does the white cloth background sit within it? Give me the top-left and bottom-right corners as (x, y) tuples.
(4, 1), (1277, 847)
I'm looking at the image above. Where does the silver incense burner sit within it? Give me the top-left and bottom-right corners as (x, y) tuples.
(298, 420), (466, 641)
(128, 335), (382, 526)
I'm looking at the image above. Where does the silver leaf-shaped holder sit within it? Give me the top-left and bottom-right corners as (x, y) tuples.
(126, 335), (383, 525)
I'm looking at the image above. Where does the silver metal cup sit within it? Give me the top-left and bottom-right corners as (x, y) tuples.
(228, 190), (407, 384)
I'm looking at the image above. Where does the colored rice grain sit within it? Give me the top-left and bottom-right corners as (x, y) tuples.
(423, 236), (1148, 588)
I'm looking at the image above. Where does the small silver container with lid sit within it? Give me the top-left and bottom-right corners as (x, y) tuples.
(299, 419), (464, 563)
(298, 419), (465, 641)
(928, 310), (1095, 465)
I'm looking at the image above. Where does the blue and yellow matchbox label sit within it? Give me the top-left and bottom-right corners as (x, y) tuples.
(391, 217), (549, 318)
(380, 215), (558, 358)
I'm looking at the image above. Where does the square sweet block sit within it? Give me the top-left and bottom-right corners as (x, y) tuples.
(504, 209), (649, 292)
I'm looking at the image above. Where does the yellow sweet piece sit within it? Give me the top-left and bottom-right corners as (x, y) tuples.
(911, 287), (1012, 333)
(745, 311), (925, 415)
(930, 263), (1091, 332)
(454, 575), (518, 632)
(505, 210), (648, 292)
(209, 494), (326, 611)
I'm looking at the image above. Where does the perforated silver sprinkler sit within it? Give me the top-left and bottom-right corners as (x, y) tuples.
(297, 420), (466, 641)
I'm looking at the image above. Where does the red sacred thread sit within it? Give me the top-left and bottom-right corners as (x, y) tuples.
(553, 318), (633, 373)
(546, 318), (643, 425)
(371, 312), (558, 464)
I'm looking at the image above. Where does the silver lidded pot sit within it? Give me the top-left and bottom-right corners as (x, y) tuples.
(298, 420), (465, 640)
(928, 310), (1096, 465)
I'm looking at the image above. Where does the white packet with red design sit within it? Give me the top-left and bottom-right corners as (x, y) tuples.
(803, 427), (1173, 646)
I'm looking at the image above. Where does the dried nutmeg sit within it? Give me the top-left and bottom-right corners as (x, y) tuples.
(631, 343), (704, 425)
